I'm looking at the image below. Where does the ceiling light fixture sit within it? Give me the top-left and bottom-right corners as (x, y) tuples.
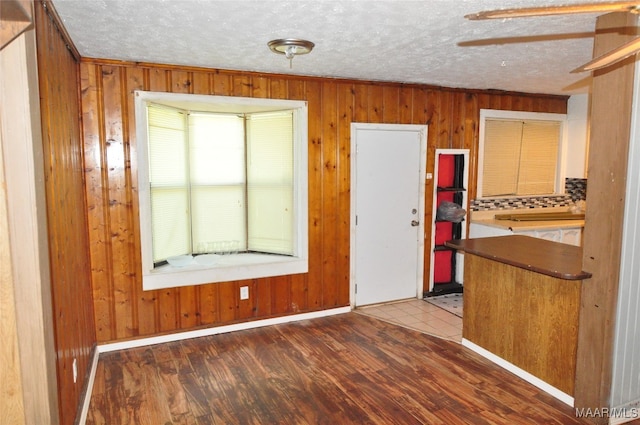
(268, 38), (315, 68)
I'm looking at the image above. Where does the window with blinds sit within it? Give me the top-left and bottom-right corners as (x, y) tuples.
(147, 104), (295, 265)
(478, 110), (566, 198)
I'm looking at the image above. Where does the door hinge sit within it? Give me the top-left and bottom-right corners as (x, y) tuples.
(355, 215), (358, 225)
(355, 284), (357, 294)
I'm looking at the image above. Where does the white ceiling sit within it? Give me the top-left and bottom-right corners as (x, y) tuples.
(50, 0), (631, 96)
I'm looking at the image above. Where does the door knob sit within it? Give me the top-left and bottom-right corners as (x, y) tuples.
(411, 220), (420, 227)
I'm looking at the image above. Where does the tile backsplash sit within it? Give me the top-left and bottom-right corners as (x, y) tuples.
(565, 178), (587, 201)
(470, 178), (587, 211)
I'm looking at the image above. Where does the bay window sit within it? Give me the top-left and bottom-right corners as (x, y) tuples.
(135, 91), (308, 290)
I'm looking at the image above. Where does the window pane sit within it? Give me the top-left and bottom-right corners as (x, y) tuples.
(189, 113), (245, 185)
(148, 105), (190, 262)
(483, 120), (522, 196)
(189, 113), (246, 252)
(517, 121), (560, 195)
(148, 106), (188, 186)
(191, 185), (246, 253)
(151, 188), (190, 262)
(246, 111), (294, 255)
(247, 187), (293, 253)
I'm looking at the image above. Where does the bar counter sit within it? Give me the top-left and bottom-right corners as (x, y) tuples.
(446, 235), (591, 405)
(445, 235), (591, 280)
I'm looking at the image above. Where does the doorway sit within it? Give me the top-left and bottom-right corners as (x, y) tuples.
(350, 123), (427, 307)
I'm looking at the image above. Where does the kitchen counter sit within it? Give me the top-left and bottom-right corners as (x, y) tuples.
(445, 235), (591, 280)
(447, 235), (591, 404)
(470, 208), (584, 232)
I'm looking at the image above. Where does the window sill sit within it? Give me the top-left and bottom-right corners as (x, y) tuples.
(142, 253), (308, 290)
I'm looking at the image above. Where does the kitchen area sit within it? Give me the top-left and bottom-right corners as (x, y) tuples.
(434, 48), (640, 420)
(468, 202), (585, 245)
(438, 96), (592, 407)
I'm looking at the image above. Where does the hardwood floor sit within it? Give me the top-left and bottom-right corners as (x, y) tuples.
(87, 313), (593, 424)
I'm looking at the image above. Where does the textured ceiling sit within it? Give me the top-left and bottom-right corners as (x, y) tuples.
(50, 0), (634, 96)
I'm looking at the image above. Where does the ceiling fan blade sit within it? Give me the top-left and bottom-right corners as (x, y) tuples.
(465, 1), (640, 20)
(572, 36), (640, 72)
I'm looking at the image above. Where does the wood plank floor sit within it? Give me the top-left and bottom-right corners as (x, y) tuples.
(86, 312), (595, 425)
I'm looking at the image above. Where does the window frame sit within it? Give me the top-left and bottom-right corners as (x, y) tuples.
(135, 91), (308, 290)
(477, 109), (568, 199)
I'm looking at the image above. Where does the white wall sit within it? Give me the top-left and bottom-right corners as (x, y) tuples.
(566, 94), (590, 179)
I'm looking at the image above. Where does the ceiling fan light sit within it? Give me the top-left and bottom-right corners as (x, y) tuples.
(268, 39), (314, 57)
(268, 39), (314, 68)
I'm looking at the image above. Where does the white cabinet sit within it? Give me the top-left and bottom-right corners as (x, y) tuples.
(469, 222), (582, 246)
(536, 229), (562, 242)
(469, 222), (511, 238)
(560, 227), (582, 246)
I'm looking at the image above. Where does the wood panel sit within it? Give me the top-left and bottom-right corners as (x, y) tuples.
(575, 11), (638, 417)
(0, 0), (32, 50)
(86, 313), (590, 425)
(463, 253), (581, 396)
(34, 1), (97, 424)
(79, 58), (567, 343)
(0, 32), (29, 425)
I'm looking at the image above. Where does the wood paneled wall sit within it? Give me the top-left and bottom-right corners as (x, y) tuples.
(35, 1), (96, 424)
(79, 59), (567, 343)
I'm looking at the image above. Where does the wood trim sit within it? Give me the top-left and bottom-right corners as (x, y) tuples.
(38, 0), (80, 60)
(0, 63), (27, 425)
(0, 0), (33, 50)
(0, 28), (59, 424)
(574, 11), (638, 416)
(79, 56), (571, 101)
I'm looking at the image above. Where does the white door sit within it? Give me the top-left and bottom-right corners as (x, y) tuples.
(351, 123), (426, 307)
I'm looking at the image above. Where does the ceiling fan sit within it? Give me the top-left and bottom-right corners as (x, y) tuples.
(465, 1), (640, 73)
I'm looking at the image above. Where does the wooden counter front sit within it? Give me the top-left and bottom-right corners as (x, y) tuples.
(447, 235), (591, 400)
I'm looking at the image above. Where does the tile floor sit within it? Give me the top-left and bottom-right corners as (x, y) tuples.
(355, 298), (462, 343)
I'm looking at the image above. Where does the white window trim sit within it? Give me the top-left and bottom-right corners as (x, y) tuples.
(135, 91), (308, 290)
(477, 109), (568, 199)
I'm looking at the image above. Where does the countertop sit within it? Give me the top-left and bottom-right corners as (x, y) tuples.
(470, 208), (585, 231)
(445, 235), (591, 280)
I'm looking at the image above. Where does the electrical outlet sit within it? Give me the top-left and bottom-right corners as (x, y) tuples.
(240, 286), (249, 300)
(72, 358), (78, 383)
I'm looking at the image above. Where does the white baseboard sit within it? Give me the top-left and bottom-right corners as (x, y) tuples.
(462, 338), (574, 407)
(77, 346), (100, 425)
(98, 306), (351, 353)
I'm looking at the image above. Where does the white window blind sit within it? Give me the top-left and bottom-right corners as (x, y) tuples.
(482, 119), (560, 197)
(246, 111), (294, 254)
(518, 121), (560, 195)
(188, 113), (246, 254)
(482, 120), (522, 197)
(146, 105), (295, 265)
(147, 105), (190, 262)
